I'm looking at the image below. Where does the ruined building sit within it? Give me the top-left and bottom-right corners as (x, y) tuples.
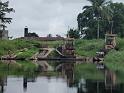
(0, 25), (8, 40)
(24, 27), (39, 37)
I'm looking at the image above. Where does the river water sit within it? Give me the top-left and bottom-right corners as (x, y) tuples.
(0, 75), (124, 93)
(0, 61), (124, 93)
(2, 76), (77, 93)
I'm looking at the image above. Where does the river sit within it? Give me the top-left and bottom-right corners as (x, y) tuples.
(0, 61), (123, 93)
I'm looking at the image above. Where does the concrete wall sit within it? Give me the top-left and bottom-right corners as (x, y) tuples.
(0, 30), (8, 40)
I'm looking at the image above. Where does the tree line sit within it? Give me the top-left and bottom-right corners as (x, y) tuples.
(68, 0), (124, 39)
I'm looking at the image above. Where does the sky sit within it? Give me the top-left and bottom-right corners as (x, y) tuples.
(3, 0), (124, 38)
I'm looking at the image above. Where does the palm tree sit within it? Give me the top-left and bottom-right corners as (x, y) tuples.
(82, 0), (113, 38)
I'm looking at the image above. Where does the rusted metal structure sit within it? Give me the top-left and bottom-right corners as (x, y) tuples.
(105, 34), (117, 50)
(61, 38), (76, 58)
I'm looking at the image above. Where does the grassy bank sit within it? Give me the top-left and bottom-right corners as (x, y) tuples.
(0, 39), (41, 56)
(103, 38), (124, 83)
(16, 48), (39, 59)
(0, 39), (63, 57)
(75, 39), (104, 57)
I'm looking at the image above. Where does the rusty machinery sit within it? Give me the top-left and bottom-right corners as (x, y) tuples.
(61, 38), (76, 58)
(105, 34), (117, 50)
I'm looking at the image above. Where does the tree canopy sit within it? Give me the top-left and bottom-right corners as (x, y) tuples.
(67, 29), (80, 39)
(77, 0), (124, 39)
(0, 0), (14, 30)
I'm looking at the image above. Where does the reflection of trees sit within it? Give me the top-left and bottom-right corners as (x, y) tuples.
(36, 61), (53, 72)
(105, 70), (116, 89)
(23, 76), (36, 92)
(77, 70), (124, 93)
(0, 76), (7, 93)
(1, 60), (20, 70)
(56, 62), (75, 87)
(78, 79), (124, 93)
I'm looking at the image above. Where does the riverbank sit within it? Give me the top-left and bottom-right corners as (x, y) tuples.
(0, 39), (63, 59)
(1, 38), (124, 72)
(104, 38), (124, 72)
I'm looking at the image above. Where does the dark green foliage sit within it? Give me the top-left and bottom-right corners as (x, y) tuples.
(104, 38), (124, 70)
(109, 3), (124, 38)
(77, 0), (112, 39)
(77, 1), (124, 39)
(67, 29), (80, 39)
(0, 1), (14, 29)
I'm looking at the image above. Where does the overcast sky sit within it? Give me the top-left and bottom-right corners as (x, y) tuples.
(4, 0), (124, 38)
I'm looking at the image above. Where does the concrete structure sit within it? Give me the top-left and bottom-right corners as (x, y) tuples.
(105, 34), (117, 50)
(0, 30), (8, 40)
(24, 27), (39, 37)
(21, 26), (64, 41)
(0, 24), (8, 40)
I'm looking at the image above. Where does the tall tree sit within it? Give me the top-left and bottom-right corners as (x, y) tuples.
(0, 0), (14, 30)
(109, 3), (124, 37)
(77, 0), (112, 39)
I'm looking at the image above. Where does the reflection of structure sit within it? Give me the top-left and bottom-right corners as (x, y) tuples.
(57, 38), (75, 58)
(77, 69), (118, 93)
(56, 62), (75, 87)
(105, 34), (116, 50)
(36, 61), (52, 72)
(23, 76), (36, 92)
(105, 70), (116, 89)
(0, 76), (7, 93)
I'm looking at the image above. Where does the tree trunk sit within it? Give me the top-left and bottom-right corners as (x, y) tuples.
(97, 19), (100, 39)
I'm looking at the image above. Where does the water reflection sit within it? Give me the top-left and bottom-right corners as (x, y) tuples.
(23, 76), (36, 92)
(78, 79), (124, 93)
(0, 76), (7, 93)
(0, 61), (123, 93)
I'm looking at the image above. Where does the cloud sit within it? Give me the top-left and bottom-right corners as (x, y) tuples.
(5, 0), (124, 38)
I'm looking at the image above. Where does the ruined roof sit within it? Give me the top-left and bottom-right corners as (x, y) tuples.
(19, 36), (65, 41)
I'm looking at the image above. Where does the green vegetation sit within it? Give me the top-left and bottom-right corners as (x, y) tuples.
(75, 39), (104, 57)
(17, 61), (38, 71)
(104, 50), (124, 72)
(40, 40), (63, 48)
(67, 29), (80, 39)
(0, 39), (39, 56)
(0, 0), (14, 29)
(16, 48), (38, 59)
(0, 61), (38, 76)
(77, 1), (124, 39)
(74, 63), (104, 81)
(104, 38), (124, 72)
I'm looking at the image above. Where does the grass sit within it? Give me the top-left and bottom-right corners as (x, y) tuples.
(0, 39), (40, 56)
(0, 39), (63, 57)
(103, 38), (124, 83)
(104, 50), (124, 72)
(75, 39), (104, 57)
(104, 38), (124, 71)
(16, 48), (38, 59)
